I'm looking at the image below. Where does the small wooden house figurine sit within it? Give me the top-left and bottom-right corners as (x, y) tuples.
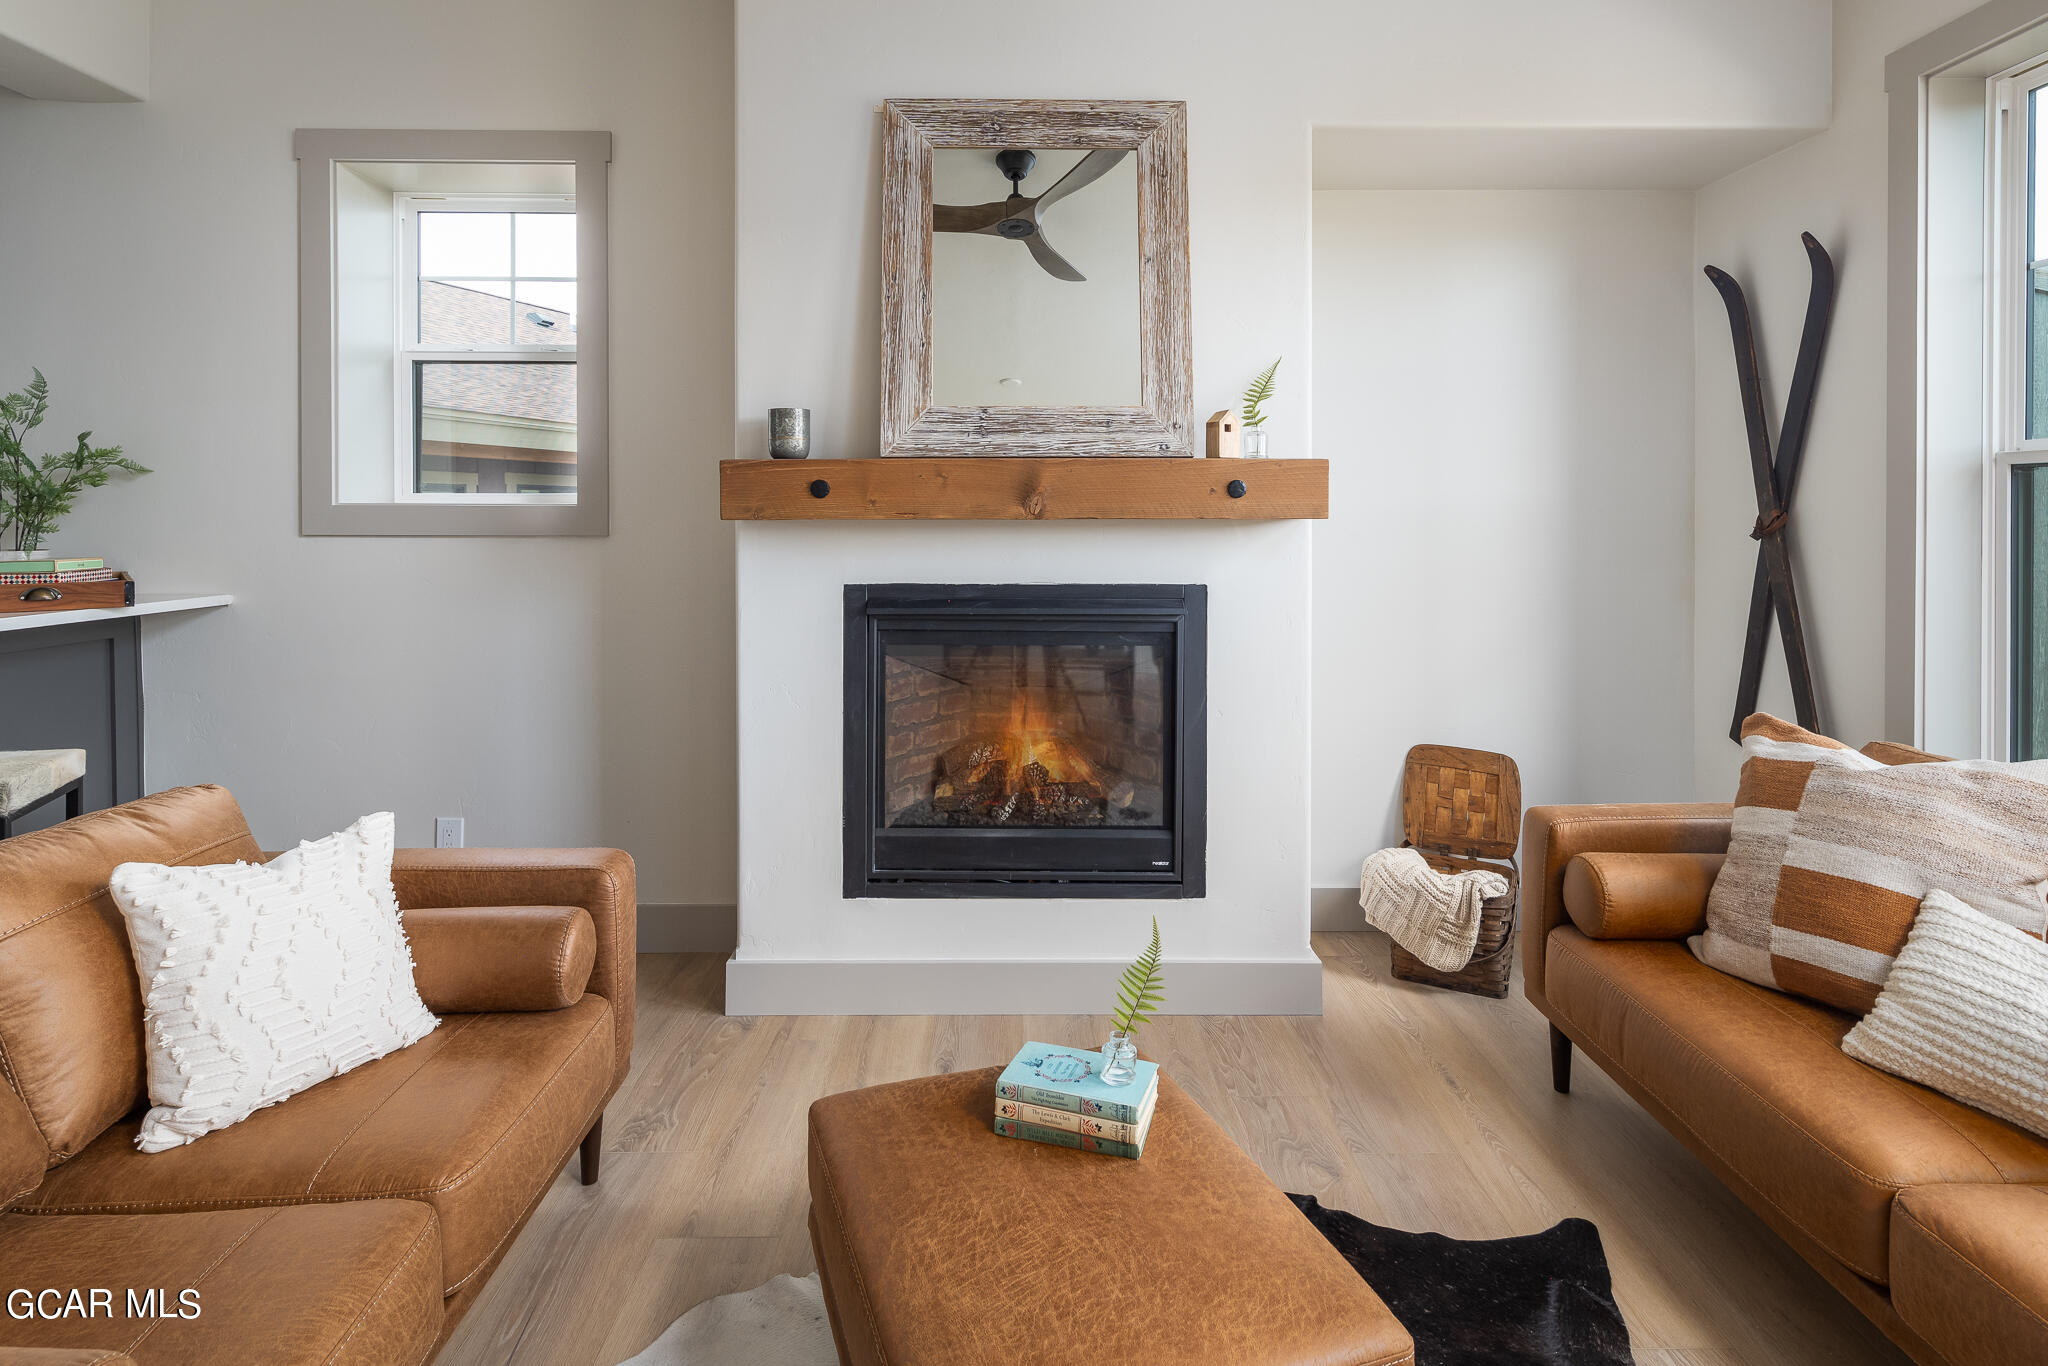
(1205, 410), (1241, 459)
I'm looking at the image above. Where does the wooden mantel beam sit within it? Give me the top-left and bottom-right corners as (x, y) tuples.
(718, 458), (1328, 522)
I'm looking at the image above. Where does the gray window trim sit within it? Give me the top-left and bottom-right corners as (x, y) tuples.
(295, 128), (612, 536)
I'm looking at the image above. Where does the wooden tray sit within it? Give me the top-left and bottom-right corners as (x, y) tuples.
(0, 573), (135, 614)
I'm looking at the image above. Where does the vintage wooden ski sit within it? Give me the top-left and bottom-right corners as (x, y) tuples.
(1724, 234), (1835, 740)
(1706, 257), (1821, 735)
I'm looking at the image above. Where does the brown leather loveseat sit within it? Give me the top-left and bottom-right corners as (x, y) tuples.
(1524, 800), (2048, 1366)
(0, 785), (636, 1365)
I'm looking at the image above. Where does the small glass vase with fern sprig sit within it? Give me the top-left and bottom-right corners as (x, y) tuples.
(1239, 357), (1280, 459)
(1102, 916), (1165, 1087)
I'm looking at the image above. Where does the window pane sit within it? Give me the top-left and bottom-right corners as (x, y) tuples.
(414, 360), (576, 495)
(418, 279), (512, 344)
(2014, 463), (2048, 758)
(418, 211), (510, 277)
(514, 281), (576, 341)
(515, 212), (576, 277)
(2031, 89), (2048, 439)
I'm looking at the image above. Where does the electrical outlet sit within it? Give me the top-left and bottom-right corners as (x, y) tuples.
(434, 817), (464, 849)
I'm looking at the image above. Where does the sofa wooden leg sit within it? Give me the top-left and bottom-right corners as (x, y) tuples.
(580, 1114), (603, 1186)
(1550, 1025), (1572, 1094)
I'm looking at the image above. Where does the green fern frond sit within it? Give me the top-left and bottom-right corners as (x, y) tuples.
(0, 370), (146, 554)
(1241, 356), (1282, 427)
(1110, 916), (1166, 1035)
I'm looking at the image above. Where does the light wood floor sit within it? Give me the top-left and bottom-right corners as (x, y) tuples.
(440, 933), (1912, 1366)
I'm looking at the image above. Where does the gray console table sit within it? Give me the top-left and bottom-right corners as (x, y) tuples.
(0, 595), (232, 835)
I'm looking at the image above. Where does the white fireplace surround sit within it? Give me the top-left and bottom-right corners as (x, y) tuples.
(729, 517), (1319, 1015)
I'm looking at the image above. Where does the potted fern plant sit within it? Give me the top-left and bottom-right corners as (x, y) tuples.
(1240, 357), (1280, 459)
(1102, 917), (1166, 1086)
(0, 369), (148, 559)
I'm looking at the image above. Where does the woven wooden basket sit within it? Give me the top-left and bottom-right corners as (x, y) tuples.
(1387, 745), (1522, 999)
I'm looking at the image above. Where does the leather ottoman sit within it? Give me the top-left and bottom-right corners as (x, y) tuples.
(807, 1067), (1413, 1366)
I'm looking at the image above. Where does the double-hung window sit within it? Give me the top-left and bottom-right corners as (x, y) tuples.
(1992, 59), (2048, 755)
(398, 197), (578, 499)
(296, 130), (610, 536)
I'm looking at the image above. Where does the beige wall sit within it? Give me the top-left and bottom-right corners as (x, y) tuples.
(0, 0), (737, 932)
(0, 0), (148, 100)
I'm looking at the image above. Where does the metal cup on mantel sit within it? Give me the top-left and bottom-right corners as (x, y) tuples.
(768, 407), (812, 459)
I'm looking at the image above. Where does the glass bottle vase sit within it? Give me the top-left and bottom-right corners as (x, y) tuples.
(1100, 1030), (1138, 1087)
(1241, 425), (1269, 458)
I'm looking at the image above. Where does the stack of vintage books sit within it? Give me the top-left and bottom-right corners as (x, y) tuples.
(0, 557), (134, 613)
(993, 1041), (1159, 1159)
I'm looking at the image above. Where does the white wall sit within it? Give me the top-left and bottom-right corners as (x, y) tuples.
(1311, 189), (1698, 900)
(735, 0), (1831, 466)
(333, 164), (395, 504)
(0, 0), (1838, 966)
(0, 0), (737, 933)
(730, 522), (1319, 1014)
(1693, 0), (1987, 798)
(0, 0), (148, 101)
(731, 0), (1827, 1005)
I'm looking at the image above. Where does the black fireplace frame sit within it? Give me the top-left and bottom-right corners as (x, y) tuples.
(843, 583), (1207, 899)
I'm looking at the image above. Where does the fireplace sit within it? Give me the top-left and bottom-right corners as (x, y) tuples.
(843, 584), (1206, 897)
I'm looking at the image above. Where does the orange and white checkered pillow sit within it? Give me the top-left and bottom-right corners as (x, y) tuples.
(1691, 715), (2048, 1013)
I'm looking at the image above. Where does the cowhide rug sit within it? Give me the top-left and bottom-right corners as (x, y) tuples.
(620, 1199), (1634, 1365)
(1290, 1193), (1635, 1366)
(619, 1273), (834, 1365)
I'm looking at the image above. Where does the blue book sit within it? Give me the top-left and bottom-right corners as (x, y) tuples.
(994, 1041), (1158, 1127)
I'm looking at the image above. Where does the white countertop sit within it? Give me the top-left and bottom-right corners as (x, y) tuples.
(0, 593), (233, 634)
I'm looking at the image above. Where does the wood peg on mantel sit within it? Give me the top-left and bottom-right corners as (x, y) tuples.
(1205, 410), (1241, 459)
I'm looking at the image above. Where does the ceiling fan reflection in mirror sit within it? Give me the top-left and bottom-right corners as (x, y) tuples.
(931, 148), (1129, 282)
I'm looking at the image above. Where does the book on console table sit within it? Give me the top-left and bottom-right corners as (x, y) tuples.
(995, 1090), (1158, 1146)
(0, 557), (105, 575)
(0, 567), (123, 586)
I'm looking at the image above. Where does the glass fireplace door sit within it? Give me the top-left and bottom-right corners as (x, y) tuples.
(844, 585), (1205, 898)
(879, 638), (1169, 831)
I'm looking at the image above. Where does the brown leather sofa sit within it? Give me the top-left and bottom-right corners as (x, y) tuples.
(0, 785), (636, 1365)
(1524, 801), (2048, 1366)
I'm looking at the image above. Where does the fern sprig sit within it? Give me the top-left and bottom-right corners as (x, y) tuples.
(1110, 916), (1166, 1035)
(1241, 357), (1281, 427)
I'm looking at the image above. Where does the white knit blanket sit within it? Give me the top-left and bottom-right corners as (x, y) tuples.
(1358, 846), (1509, 972)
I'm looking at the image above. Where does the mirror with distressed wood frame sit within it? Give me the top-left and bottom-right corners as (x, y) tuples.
(881, 99), (1192, 458)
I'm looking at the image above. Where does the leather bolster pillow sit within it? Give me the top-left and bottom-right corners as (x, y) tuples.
(402, 905), (596, 1012)
(1562, 852), (1725, 941)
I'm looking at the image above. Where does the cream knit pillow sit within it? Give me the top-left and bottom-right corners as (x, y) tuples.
(1842, 889), (2048, 1140)
(107, 811), (439, 1152)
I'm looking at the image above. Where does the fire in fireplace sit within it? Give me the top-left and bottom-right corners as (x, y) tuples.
(844, 585), (1206, 897)
(881, 640), (1165, 830)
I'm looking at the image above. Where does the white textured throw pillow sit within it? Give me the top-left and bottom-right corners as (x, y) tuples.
(1842, 889), (2048, 1140)
(107, 811), (438, 1152)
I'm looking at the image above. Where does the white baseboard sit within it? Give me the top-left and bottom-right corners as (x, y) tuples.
(1311, 886), (1366, 930)
(724, 956), (1323, 1016)
(636, 903), (738, 952)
